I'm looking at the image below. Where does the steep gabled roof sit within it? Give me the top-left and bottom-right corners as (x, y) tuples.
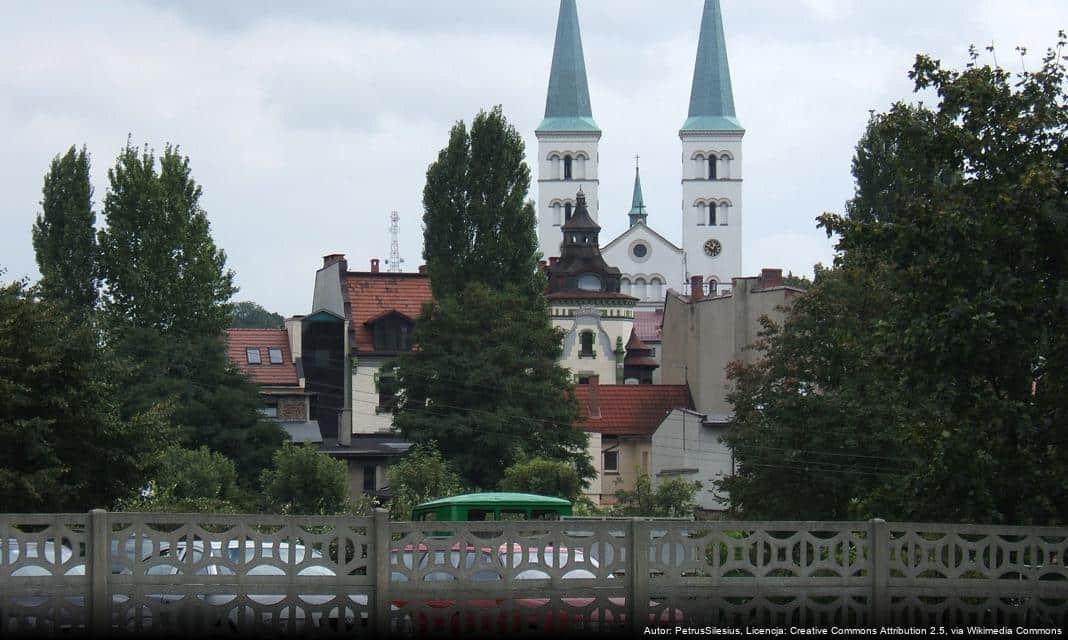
(633, 310), (663, 343)
(226, 328), (299, 387)
(575, 384), (693, 436)
(600, 221), (683, 254)
(344, 272), (432, 353)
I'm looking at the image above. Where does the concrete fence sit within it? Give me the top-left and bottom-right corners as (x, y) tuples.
(0, 511), (1065, 636)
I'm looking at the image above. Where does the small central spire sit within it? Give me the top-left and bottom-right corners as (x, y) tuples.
(628, 156), (648, 227)
(538, 0), (600, 133)
(681, 0), (743, 132)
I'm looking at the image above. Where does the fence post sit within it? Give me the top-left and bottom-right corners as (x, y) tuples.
(869, 518), (889, 626)
(373, 508), (391, 636)
(87, 509), (110, 637)
(629, 518), (650, 635)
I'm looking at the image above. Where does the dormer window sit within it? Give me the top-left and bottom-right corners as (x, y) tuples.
(577, 273), (602, 291)
(564, 155), (573, 180)
(268, 347), (283, 364)
(246, 348), (261, 365)
(369, 312), (414, 352)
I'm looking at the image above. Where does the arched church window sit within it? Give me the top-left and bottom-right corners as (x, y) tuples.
(707, 277), (719, 296)
(634, 277), (647, 300)
(565, 202), (573, 221)
(708, 155), (717, 180)
(696, 203), (706, 226)
(579, 331), (596, 357)
(621, 278), (631, 295)
(650, 277), (663, 300)
(708, 202), (717, 225)
(719, 203), (728, 225)
(721, 154), (731, 179)
(564, 155), (573, 180)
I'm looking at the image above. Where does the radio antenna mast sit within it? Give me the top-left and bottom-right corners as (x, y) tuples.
(385, 211), (404, 273)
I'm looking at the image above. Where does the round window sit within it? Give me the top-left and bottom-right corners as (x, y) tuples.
(632, 243), (648, 259)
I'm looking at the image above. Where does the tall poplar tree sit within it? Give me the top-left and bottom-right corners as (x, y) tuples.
(421, 105), (544, 299)
(394, 106), (592, 489)
(98, 141), (236, 336)
(31, 145), (99, 314)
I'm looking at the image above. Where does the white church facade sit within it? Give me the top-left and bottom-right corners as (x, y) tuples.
(536, 0), (745, 305)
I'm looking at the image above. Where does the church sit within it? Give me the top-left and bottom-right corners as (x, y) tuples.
(535, 0), (744, 306)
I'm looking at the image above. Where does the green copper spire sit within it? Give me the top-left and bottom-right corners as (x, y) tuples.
(537, 0), (600, 133)
(628, 158), (648, 227)
(681, 0), (743, 132)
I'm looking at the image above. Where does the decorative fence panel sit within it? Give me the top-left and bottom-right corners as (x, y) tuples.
(1, 512), (1065, 636)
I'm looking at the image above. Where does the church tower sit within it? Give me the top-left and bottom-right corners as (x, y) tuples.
(536, 0), (601, 260)
(680, 0), (743, 294)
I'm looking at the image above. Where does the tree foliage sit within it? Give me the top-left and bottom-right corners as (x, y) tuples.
(31, 145), (99, 315)
(0, 280), (171, 511)
(394, 283), (592, 489)
(98, 140), (236, 337)
(232, 301), (284, 329)
(386, 442), (463, 519)
(722, 36), (1068, 524)
(260, 444), (349, 515)
(396, 106), (592, 490)
(421, 105), (544, 299)
(612, 473), (701, 518)
(498, 458), (584, 502)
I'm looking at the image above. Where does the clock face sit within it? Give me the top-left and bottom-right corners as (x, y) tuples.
(704, 238), (722, 257)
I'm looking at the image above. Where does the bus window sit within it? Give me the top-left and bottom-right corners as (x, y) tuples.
(500, 510), (527, 521)
(467, 509), (492, 521)
(531, 510), (560, 520)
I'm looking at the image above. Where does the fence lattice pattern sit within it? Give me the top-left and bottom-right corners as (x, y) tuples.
(0, 512), (1065, 635)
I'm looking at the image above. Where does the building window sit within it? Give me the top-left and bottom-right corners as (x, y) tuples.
(579, 331), (595, 358)
(719, 204), (729, 225)
(708, 156), (717, 180)
(246, 348), (261, 365)
(268, 347), (283, 364)
(721, 154), (731, 179)
(372, 316), (413, 351)
(603, 450), (619, 473)
(708, 278), (719, 296)
(708, 202), (717, 226)
(577, 273), (602, 291)
(632, 243), (648, 258)
(261, 400), (278, 418)
(565, 202), (573, 221)
(363, 465), (376, 492)
(553, 203), (562, 226)
(376, 369), (397, 413)
(564, 155), (573, 180)
(641, 451), (649, 473)
(577, 375), (591, 384)
(650, 277), (663, 300)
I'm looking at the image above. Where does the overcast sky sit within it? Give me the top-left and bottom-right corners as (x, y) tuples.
(1, 1), (1062, 317)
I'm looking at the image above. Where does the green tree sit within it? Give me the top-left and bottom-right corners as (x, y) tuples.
(98, 140), (236, 337)
(612, 474), (701, 518)
(261, 444), (349, 515)
(0, 279), (172, 511)
(723, 36), (1068, 524)
(498, 458), (584, 502)
(112, 327), (286, 486)
(386, 442), (463, 519)
(394, 283), (593, 489)
(116, 445), (251, 513)
(31, 145), (99, 315)
(397, 106), (592, 490)
(421, 105), (543, 299)
(232, 301), (284, 329)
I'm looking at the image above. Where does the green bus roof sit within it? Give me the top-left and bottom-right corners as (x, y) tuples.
(414, 492), (572, 509)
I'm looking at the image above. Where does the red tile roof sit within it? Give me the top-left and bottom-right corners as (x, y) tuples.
(574, 384), (693, 436)
(226, 328), (299, 387)
(633, 309), (663, 343)
(344, 272), (433, 353)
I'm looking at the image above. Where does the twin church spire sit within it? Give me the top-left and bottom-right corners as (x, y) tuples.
(539, 0), (599, 133)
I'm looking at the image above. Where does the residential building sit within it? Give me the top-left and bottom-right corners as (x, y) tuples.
(574, 376), (694, 506)
(225, 325), (314, 433)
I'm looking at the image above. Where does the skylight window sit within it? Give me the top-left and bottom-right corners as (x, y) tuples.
(246, 348), (261, 364)
(268, 347), (283, 364)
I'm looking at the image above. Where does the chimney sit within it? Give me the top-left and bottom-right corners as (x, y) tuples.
(759, 268), (783, 289)
(323, 254), (347, 271)
(587, 375), (601, 419)
(689, 275), (704, 301)
(284, 316), (303, 362)
(418, 264), (427, 274)
(370, 258), (380, 273)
